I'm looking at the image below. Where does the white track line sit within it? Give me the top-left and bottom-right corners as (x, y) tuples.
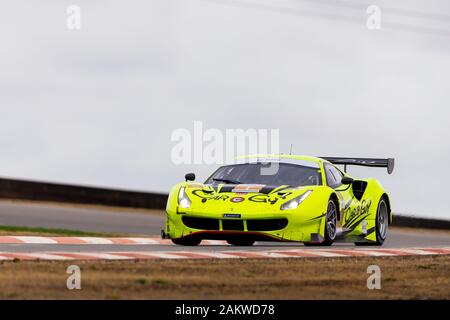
(75, 237), (114, 245)
(392, 249), (437, 255)
(2, 237), (448, 252)
(302, 250), (347, 257)
(203, 240), (228, 245)
(135, 252), (185, 259)
(71, 252), (131, 260)
(12, 236), (58, 244)
(124, 237), (162, 244)
(194, 252), (241, 259)
(244, 251), (300, 258)
(354, 250), (395, 256)
(0, 247), (449, 261)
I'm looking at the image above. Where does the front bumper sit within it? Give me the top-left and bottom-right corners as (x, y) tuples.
(164, 210), (325, 242)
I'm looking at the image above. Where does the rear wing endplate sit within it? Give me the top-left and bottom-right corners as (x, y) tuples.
(319, 157), (395, 174)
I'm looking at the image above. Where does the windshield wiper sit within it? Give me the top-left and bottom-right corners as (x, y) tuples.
(212, 178), (242, 184)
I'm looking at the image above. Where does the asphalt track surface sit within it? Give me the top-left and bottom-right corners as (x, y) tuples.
(0, 200), (161, 234)
(0, 200), (449, 253)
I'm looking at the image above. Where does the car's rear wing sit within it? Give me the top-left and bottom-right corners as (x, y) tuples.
(319, 157), (395, 174)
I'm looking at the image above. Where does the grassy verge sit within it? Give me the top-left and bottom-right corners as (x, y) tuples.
(0, 225), (127, 237)
(0, 255), (448, 299)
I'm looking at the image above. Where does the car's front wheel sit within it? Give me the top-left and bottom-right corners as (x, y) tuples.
(171, 237), (201, 246)
(304, 198), (338, 246)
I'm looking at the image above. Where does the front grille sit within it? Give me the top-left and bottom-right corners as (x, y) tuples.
(247, 219), (288, 231)
(182, 216), (219, 230)
(182, 216), (288, 232)
(222, 219), (244, 231)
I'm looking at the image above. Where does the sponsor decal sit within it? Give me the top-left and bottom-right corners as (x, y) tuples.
(344, 199), (372, 228)
(191, 185), (294, 205)
(191, 189), (230, 202)
(247, 194), (279, 205)
(223, 213), (241, 218)
(247, 191), (292, 205)
(231, 184), (265, 193)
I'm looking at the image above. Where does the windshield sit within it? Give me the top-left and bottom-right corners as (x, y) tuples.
(205, 163), (322, 187)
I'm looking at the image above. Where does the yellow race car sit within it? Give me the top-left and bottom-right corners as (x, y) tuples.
(162, 155), (394, 246)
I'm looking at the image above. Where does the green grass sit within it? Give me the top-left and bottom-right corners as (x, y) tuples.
(0, 225), (126, 237)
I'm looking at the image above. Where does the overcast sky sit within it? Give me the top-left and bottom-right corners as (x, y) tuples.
(1, 0), (449, 219)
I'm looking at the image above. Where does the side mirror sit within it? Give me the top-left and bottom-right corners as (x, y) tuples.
(185, 173), (196, 181)
(341, 176), (354, 185)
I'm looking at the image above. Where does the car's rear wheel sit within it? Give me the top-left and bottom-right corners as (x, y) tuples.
(355, 198), (388, 246)
(171, 237), (201, 246)
(304, 198), (337, 246)
(226, 239), (255, 246)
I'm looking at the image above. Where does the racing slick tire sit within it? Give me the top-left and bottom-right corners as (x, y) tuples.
(355, 197), (389, 246)
(226, 239), (256, 246)
(304, 198), (338, 247)
(171, 237), (201, 246)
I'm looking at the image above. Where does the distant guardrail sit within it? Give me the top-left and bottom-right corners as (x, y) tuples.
(392, 215), (450, 230)
(0, 177), (449, 230)
(0, 178), (168, 210)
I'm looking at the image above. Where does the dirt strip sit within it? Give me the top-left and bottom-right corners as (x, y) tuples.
(0, 255), (448, 299)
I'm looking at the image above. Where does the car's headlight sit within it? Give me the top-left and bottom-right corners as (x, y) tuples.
(178, 186), (191, 209)
(280, 190), (312, 210)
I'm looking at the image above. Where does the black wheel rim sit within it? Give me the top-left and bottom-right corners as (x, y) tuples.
(326, 201), (337, 240)
(378, 200), (388, 240)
